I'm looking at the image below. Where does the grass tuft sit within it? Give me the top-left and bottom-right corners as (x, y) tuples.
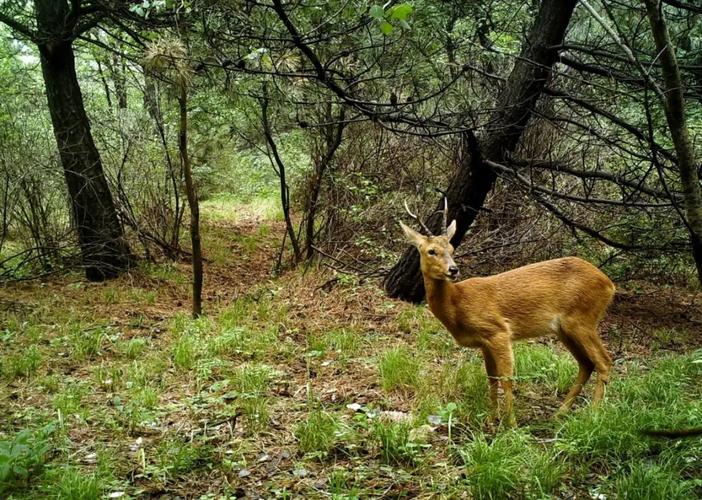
(3, 345), (42, 380)
(609, 462), (694, 499)
(295, 410), (340, 455)
(458, 430), (565, 499)
(371, 420), (423, 466)
(378, 347), (421, 393)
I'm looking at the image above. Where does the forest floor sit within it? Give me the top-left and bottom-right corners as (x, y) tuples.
(1, 198), (701, 499)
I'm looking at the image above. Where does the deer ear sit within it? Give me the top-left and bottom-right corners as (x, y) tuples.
(399, 221), (424, 248)
(446, 220), (457, 240)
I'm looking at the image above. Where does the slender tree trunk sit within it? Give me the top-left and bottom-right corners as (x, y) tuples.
(644, 0), (702, 286)
(109, 50), (128, 110)
(261, 91), (302, 263)
(179, 87), (203, 317)
(36, 13), (132, 281)
(303, 104), (345, 260)
(385, 0), (578, 302)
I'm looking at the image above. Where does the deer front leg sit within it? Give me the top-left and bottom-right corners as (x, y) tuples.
(481, 347), (499, 425)
(488, 337), (516, 427)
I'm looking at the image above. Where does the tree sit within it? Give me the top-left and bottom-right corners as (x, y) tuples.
(0, 1), (132, 280)
(384, 0), (579, 302)
(146, 37), (203, 317)
(643, 0), (702, 286)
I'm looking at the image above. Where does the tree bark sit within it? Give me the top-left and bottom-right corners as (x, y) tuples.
(644, 0), (702, 286)
(385, 0), (578, 302)
(179, 86), (203, 317)
(35, 0), (132, 281)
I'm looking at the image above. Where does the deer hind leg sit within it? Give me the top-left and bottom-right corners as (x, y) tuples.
(561, 321), (612, 408)
(489, 339), (516, 427)
(556, 331), (594, 414)
(585, 332), (612, 406)
(481, 347), (499, 424)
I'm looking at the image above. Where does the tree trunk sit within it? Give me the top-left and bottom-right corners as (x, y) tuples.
(303, 104), (345, 260)
(261, 90), (302, 264)
(179, 87), (203, 317)
(109, 50), (128, 110)
(385, 0), (578, 302)
(35, 1), (132, 281)
(644, 0), (702, 286)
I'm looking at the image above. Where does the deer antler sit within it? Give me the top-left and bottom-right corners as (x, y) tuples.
(403, 200), (433, 235)
(442, 197), (448, 235)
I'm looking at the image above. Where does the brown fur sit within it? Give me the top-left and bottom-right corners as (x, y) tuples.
(400, 224), (615, 426)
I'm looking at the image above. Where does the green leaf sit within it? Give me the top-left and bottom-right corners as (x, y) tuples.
(390, 3), (413, 21)
(379, 21), (393, 35)
(399, 19), (411, 30)
(370, 4), (385, 20)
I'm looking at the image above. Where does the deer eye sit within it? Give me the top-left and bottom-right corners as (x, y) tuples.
(428, 249), (436, 256)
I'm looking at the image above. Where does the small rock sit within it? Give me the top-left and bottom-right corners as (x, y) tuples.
(257, 453), (270, 463)
(129, 437), (143, 452)
(346, 403), (362, 412)
(108, 493), (125, 499)
(380, 410), (410, 422)
(427, 414), (442, 426)
(293, 467), (309, 478)
(238, 468), (251, 478)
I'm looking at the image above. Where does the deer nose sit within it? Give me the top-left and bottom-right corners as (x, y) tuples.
(448, 265), (459, 276)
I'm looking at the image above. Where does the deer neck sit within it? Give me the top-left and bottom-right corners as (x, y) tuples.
(423, 275), (457, 328)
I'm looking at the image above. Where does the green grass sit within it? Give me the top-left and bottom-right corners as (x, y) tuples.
(70, 325), (110, 361)
(295, 410), (341, 455)
(53, 383), (89, 421)
(230, 363), (276, 395)
(370, 419), (424, 466)
(151, 436), (213, 480)
(609, 462), (695, 499)
(308, 328), (363, 360)
(514, 342), (578, 392)
(45, 466), (104, 500)
(172, 334), (198, 370)
(2, 202), (701, 498)
(121, 337), (148, 359)
(416, 358), (491, 428)
(2, 345), (42, 379)
(556, 353), (702, 466)
(457, 430), (565, 499)
(239, 396), (270, 434)
(378, 346), (421, 393)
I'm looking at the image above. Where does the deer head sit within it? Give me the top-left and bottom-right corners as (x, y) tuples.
(399, 199), (459, 282)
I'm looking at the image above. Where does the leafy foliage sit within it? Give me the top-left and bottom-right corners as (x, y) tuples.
(0, 424), (55, 494)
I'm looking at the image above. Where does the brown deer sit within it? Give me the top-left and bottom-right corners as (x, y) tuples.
(399, 200), (615, 426)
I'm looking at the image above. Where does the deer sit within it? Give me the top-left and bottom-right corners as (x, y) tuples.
(399, 200), (615, 427)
